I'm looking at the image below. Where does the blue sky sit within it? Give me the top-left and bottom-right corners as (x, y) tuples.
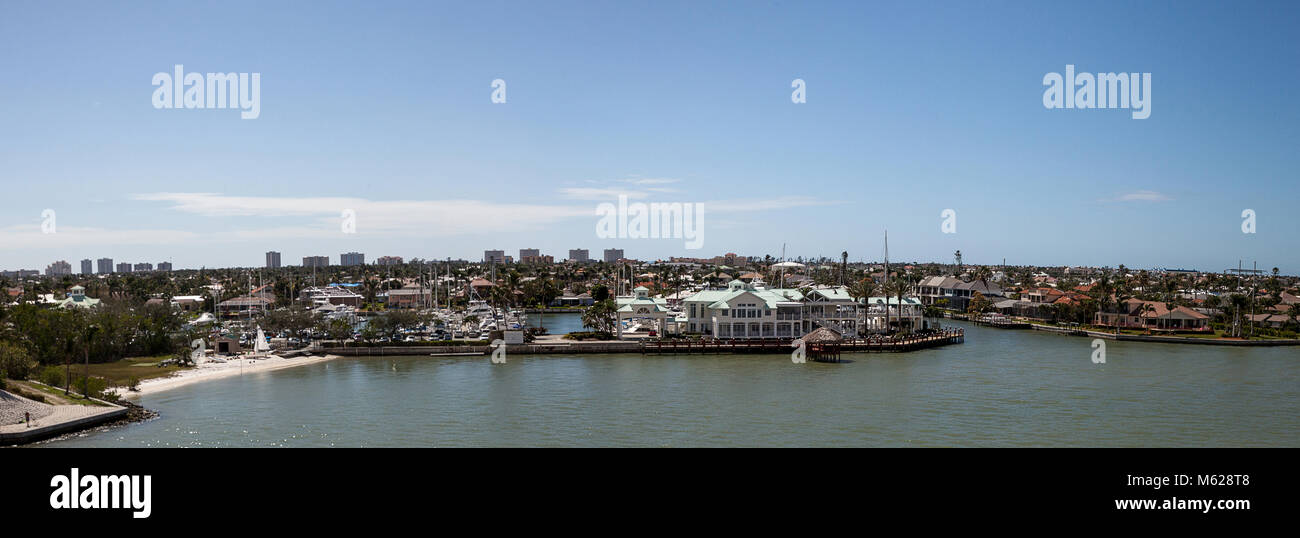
(2, 0), (1297, 273)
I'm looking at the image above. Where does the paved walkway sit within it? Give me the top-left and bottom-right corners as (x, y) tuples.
(0, 389), (53, 426)
(0, 391), (123, 435)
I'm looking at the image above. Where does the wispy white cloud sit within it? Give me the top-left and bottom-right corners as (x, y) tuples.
(558, 187), (649, 200)
(619, 178), (681, 186)
(561, 177), (683, 199)
(1109, 190), (1172, 202)
(136, 193), (593, 236)
(16, 191), (843, 249)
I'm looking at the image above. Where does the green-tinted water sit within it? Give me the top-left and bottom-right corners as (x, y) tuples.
(44, 322), (1300, 447)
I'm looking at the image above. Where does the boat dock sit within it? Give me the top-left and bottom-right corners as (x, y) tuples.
(639, 329), (965, 356)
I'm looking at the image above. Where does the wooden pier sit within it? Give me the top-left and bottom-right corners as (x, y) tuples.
(639, 329), (965, 356)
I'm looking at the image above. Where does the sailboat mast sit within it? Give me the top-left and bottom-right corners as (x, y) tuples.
(884, 230), (890, 283)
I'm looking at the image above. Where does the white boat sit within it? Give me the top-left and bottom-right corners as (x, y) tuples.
(466, 300), (495, 318)
(188, 312), (217, 326)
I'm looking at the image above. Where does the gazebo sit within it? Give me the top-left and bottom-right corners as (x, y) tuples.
(800, 327), (843, 362)
(615, 287), (669, 339)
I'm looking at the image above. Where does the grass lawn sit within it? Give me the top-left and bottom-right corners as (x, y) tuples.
(7, 379), (110, 406)
(82, 355), (191, 387)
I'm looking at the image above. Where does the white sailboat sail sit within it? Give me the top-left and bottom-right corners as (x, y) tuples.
(255, 326), (271, 353)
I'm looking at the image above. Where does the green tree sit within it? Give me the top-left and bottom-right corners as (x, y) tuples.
(967, 291), (992, 315)
(0, 341), (34, 380)
(581, 299), (618, 335)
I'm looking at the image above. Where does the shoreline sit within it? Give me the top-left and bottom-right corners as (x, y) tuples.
(116, 354), (344, 398)
(1023, 322), (1300, 345)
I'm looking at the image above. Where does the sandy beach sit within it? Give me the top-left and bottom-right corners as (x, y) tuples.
(115, 354), (344, 398)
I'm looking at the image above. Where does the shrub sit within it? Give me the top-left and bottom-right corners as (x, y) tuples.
(74, 376), (109, 399)
(562, 331), (615, 341)
(0, 342), (34, 380)
(40, 366), (65, 388)
(128, 376), (141, 392)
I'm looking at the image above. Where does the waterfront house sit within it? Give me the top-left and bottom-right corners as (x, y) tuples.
(862, 296), (925, 333)
(802, 287), (861, 336)
(913, 276), (1004, 311)
(1094, 299), (1211, 332)
(682, 280), (805, 338)
(680, 280), (929, 339)
(550, 291), (594, 307)
(1248, 313), (1291, 329)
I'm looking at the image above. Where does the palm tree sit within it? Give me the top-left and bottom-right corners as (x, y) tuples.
(1228, 293), (1250, 338)
(1141, 302), (1156, 332)
(1113, 283), (1133, 335)
(890, 278), (913, 334)
(847, 278), (879, 336)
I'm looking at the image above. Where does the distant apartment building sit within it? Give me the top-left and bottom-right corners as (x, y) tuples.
(116, 262), (133, 273)
(484, 250), (506, 264)
(568, 249), (589, 262)
(134, 262), (153, 272)
(603, 248), (624, 263)
(266, 251), (282, 269)
(45, 260), (72, 276)
(521, 254), (554, 264)
(519, 248), (540, 260)
(97, 258), (113, 274)
(341, 252), (365, 267)
(80, 259), (93, 275)
(376, 256), (404, 266)
(157, 262), (173, 272)
(303, 256), (329, 268)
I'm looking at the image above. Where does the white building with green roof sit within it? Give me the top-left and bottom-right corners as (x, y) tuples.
(53, 285), (101, 309)
(682, 280), (806, 338)
(615, 286), (670, 338)
(680, 280), (925, 339)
